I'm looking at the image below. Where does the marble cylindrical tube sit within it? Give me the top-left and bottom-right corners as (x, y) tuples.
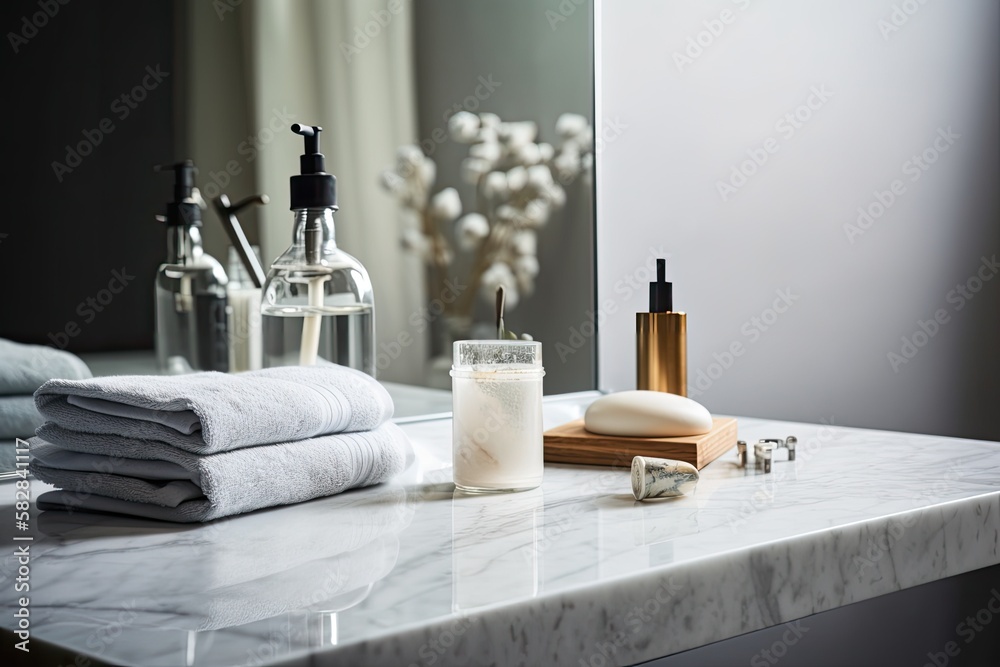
(631, 456), (700, 501)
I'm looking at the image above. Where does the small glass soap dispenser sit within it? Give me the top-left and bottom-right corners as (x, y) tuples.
(262, 124), (375, 375)
(154, 161), (230, 374)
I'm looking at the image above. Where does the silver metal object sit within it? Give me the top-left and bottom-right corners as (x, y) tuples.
(737, 440), (748, 467)
(754, 442), (774, 473)
(737, 435), (798, 473)
(760, 436), (797, 461)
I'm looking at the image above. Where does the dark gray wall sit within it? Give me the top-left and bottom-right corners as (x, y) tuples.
(414, 0), (596, 394)
(0, 0), (177, 352)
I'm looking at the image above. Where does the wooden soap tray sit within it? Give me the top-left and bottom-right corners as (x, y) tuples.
(543, 417), (738, 470)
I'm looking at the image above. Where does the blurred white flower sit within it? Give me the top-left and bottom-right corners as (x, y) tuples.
(516, 142), (542, 165)
(496, 204), (518, 223)
(482, 171), (508, 199)
(448, 111), (480, 142)
(514, 254), (540, 276)
(455, 213), (490, 250)
(556, 113), (588, 140)
(511, 230), (537, 256)
(401, 228), (430, 259)
(478, 126), (498, 144)
(553, 147), (581, 181)
(396, 145), (424, 175)
(383, 110), (593, 319)
(469, 140), (502, 164)
(461, 157), (490, 184)
(526, 164), (553, 189)
(506, 166), (527, 193)
(416, 158), (436, 189)
(479, 112), (501, 129)
(429, 187), (462, 221)
(498, 121), (538, 148)
(480, 262), (519, 308)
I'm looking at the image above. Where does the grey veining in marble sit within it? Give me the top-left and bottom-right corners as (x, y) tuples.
(1, 392), (998, 667)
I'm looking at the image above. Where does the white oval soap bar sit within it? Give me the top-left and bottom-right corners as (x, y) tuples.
(584, 390), (713, 437)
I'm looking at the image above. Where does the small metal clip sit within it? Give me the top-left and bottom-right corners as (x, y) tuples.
(736, 436), (798, 473)
(760, 436), (797, 461)
(754, 442), (774, 473)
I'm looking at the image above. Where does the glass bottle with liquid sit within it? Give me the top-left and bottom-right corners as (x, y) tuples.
(154, 161), (230, 374)
(262, 124), (375, 375)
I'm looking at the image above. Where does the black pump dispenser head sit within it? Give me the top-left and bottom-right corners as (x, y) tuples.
(649, 258), (673, 312)
(289, 124), (337, 210)
(155, 160), (202, 227)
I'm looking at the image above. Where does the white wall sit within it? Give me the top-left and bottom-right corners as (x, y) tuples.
(597, 0), (999, 439)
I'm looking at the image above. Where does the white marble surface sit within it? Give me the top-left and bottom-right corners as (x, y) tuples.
(1, 393), (998, 666)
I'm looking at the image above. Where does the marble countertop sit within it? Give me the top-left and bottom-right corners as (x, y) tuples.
(1, 392), (998, 666)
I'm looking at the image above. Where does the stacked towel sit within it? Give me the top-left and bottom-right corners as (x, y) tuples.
(29, 365), (413, 522)
(0, 337), (92, 440)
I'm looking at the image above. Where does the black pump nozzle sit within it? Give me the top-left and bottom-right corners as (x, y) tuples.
(289, 124), (337, 210)
(155, 160), (202, 227)
(649, 258), (673, 313)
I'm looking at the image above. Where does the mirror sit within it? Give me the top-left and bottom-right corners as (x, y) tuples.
(0, 0), (597, 464)
(0, 0), (596, 476)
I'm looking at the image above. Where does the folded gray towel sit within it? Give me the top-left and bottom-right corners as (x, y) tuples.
(0, 337), (91, 396)
(0, 396), (42, 439)
(35, 365), (393, 454)
(29, 422), (413, 522)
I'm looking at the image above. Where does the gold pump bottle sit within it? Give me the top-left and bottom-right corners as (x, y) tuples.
(636, 259), (687, 396)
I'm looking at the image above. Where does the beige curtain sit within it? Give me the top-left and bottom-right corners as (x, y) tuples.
(188, 0), (426, 383)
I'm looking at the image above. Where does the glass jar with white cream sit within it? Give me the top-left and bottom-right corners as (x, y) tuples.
(450, 340), (544, 493)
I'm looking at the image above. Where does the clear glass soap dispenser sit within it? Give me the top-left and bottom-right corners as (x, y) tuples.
(262, 124), (375, 375)
(154, 161), (230, 374)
